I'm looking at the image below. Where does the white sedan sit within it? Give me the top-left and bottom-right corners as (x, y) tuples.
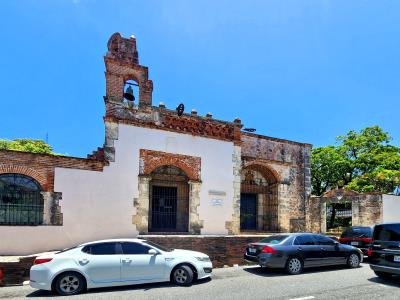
(30, 238), (213, 296)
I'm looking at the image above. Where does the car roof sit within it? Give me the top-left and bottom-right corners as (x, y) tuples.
(78, 238), (147, 247)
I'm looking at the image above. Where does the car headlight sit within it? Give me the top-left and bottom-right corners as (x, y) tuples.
(195, 256), (211, 262)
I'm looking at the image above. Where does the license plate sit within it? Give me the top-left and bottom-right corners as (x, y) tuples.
(394, 255), (400, 262)
(351, 241), (359, 246)
(249, 248), (256, 254)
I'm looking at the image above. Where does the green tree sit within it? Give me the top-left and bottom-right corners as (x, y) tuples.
(311, 126), (400, 195)
(0, 139), (54, 154)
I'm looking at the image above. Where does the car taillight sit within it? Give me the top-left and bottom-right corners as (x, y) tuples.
(33, 258), (53, 265)
(261, 246), (277, 254)
(0, 267), (3, 284)
(367, 248), (373, 257)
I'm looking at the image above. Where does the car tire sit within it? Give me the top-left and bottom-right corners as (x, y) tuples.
(54, 271), (86, 296)
(285, 257), (303, 275)
(347, 253), (360, 268)
(374, 271), (392, 279)
(171, 264), (194, 286)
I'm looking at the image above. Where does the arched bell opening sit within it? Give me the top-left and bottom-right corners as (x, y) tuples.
(123, 79), (139, 107)
(148, 165), (189, 233)
(240, 165), (279, 232)
(0, 173), (44, 225)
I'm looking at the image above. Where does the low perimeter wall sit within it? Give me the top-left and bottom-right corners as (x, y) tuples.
(0, 235), (266, 286)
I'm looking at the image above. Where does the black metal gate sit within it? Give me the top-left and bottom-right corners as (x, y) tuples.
(0, 174), (43, 225)
(151, 186), (177, 231)
(240, 193), (257, 230)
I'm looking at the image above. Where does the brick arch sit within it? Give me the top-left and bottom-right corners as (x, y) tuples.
(139, 149), (201, 181)
(147, 161), (197, 181)
(0, 164), (48, 191)
(242, 161), (281, 184)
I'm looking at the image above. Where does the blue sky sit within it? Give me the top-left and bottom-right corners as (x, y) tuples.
(0, 0), (399, 157)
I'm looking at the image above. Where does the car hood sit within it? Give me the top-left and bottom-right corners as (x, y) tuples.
(169, 249), (208, 258)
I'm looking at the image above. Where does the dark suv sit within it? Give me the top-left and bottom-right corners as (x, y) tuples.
(369, 223), (400, 278)
(339, 226), (372, 255)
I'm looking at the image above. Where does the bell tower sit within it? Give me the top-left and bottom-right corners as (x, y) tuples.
(104, 33), (153, 107)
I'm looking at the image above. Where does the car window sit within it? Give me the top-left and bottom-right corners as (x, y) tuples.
(121, 242), (152, 255)
(314, 235), (335, 246)
(258, 235), (289, 244)
(373, 224), (400, 242)
(341, 227), (372, 238)
(82, 243), (118, 255)
(294, 235), (315, 245)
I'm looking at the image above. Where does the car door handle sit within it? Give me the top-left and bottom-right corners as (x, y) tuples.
(122, 258), (132, 263)
(320, 248), (326, 251)
(297, 247), (303, 251)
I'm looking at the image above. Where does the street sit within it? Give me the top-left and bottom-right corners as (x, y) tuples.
(1, 263), (400, 300)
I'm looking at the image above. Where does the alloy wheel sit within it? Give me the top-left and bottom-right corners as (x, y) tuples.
(288, 258), (302, 274)
(348, 254), (359, 268)
(174, 268), (188, 284)
(59, 274), (80, 294)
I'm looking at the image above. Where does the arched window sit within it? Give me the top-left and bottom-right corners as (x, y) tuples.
(149, 165), (189, 233)
(0, 174), (44, 225)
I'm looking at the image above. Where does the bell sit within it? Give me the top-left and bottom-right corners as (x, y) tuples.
(123, 85), (135, 101)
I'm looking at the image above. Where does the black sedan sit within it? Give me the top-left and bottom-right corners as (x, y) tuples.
(244, 233), (363, 275)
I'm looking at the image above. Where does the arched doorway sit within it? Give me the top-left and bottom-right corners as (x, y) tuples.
(148, 165), (189, 232)
(240, 165), (279, 232)
(0, 173), (44, 225)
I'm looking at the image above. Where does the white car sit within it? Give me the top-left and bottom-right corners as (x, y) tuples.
(30, 238), (213, 295)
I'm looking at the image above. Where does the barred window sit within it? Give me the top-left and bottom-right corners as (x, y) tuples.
(0, 173), (44, 225)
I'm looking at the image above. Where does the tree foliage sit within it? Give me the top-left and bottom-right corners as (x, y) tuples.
(311, 126), (400, 195)
(0, 139), (54, 154)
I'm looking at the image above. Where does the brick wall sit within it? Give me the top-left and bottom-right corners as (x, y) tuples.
(0, 150), (106, 192)
(141, 235), (266, 268)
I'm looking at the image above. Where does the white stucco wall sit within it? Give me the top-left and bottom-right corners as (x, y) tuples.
(0, 125), (235, 255)
(383, 194), (400, 223)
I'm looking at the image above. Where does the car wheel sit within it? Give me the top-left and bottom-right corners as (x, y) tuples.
(374, 271), (392, 279)
(54, 272), (86, 296)
(285, 257), (303, 275)
(347, 253), (360, 268)
(172, 265), (194, 286)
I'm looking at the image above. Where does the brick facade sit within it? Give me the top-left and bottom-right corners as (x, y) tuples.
(139, 149), (201, 181)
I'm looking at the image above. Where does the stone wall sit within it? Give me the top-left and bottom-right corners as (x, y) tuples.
(240, 133), (312, 232)
(307, 190), (383, 233)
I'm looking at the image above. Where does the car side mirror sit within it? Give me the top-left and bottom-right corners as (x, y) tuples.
(334, 241), (340, 248)
(148, 249), (158, 255)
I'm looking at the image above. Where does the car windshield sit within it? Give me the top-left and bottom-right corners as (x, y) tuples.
(341, 227), (372, 238)
(143, 240), (173, 252)
(258, 235), (289, 244)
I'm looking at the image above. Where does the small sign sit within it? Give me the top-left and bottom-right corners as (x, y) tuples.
(208, 190), (226, 196)
(210, 199), (223, 206)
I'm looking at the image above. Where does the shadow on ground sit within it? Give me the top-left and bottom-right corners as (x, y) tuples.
(243, 263), (367, 277)
(26, 277), (211, 298)
(368, 275), (400, 287)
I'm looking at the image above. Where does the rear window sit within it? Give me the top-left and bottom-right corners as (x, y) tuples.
(341, 227), (372, 238)
(258, 235), (288, 244)
(373, 224), (400, 242)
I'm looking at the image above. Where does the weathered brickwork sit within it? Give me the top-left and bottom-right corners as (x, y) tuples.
(0, 150), (106, 192)
(307, 190), (383, 233)
(240, 133), (312, 232)
(0, 150), (106, 226)
(139, 149), (201, 181)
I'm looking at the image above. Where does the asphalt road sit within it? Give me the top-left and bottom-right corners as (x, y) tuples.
(1, 263), (400, 300)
